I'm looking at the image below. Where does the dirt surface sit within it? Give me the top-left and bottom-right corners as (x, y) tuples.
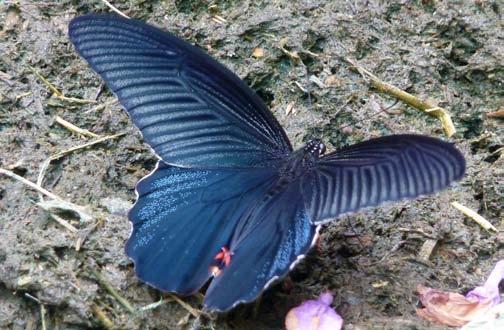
(1, 1), (503, 329)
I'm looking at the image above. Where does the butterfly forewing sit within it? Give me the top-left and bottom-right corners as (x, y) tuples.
(303, 135), (466, 224)
(69, 15), (291, 168)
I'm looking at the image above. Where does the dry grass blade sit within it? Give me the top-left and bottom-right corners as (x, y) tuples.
(168, 293), (204, 318)
(294, 81), (307, 93)
(40, 304), (47, 330)
(29, 65), (61, 96)
(345, 58), (456, 137)
(418, 239), (438, 262)
(1, 168), (65, 202)
(24, 294), (47, 330)
(91, 304), (116, 330)
(37, 132), (126, 189)
(101, 0), (129, 18)
(452, 201), (497, 232)
(55, 116), (99, 138)
(139, 297), (173, 312)
(211, 15), (227, 24)
(285, 101), (295, 115)
(37, 199), (91, 223)
(490, 147), (503, 158)
(36, 204), (79, 233)
(15, 92), (31, 100)
(90, 268), (135, 314)
(85, 99), (118, 114)
(309, 75), (326, 89)
(31, 133), (124, 242)
(0, 168), (90, 226)
(50, 132), (126, 160)
(278, 38), (301, 64)
(29, 66), (97, 104)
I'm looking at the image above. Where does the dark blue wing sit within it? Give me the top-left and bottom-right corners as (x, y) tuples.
(126, 162), (276, 294)
(69, 14), (292, 168)
(303, 135), (465, 224)
(204, 180), (317, 311)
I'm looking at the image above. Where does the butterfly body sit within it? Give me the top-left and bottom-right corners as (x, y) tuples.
(69, 14), (466, 311)
(264, 140), (325, 199)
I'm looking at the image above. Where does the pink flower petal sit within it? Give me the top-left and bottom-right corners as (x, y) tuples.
(285, 292), (343, 330)
(466, 260), (504, 305)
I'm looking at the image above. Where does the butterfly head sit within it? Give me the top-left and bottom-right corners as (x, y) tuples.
(304, 139), (326, 158)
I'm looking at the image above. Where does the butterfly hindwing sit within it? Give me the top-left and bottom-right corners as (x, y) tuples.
(204, 180), (317, 311)
(69, 14), (291, 168)
(303, 135), (466, 224)
(126, 162), (276, 294)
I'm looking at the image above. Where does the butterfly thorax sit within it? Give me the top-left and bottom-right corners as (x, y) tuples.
(265, 139), (327, 196)
(279, 139), (326, 177)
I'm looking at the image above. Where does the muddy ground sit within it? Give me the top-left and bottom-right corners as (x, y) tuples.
(0, 0), (503, 329)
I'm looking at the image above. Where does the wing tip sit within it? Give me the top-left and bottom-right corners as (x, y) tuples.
(399, 134), (467, 182)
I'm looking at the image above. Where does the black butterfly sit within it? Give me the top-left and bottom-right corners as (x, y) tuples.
(69, 14), (465, 312)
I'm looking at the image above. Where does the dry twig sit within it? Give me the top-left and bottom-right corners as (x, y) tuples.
(345, 58), (456, 137)
(36, 202), (80, 233)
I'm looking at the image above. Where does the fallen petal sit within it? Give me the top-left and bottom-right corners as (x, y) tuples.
(416, 284), (493, 327)
(461, 302), (504, 330)
(466, 260), (504, 305)
(487, 108), (504, 118)
(285, 292), (343, 330)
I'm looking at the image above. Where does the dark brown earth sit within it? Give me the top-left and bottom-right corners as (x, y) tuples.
(1, 1), (502, 329)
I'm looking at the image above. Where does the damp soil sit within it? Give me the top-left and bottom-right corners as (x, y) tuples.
(0, 1), (503, 329)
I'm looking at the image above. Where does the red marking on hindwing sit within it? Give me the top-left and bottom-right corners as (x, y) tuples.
(210, 246), (234, 277)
